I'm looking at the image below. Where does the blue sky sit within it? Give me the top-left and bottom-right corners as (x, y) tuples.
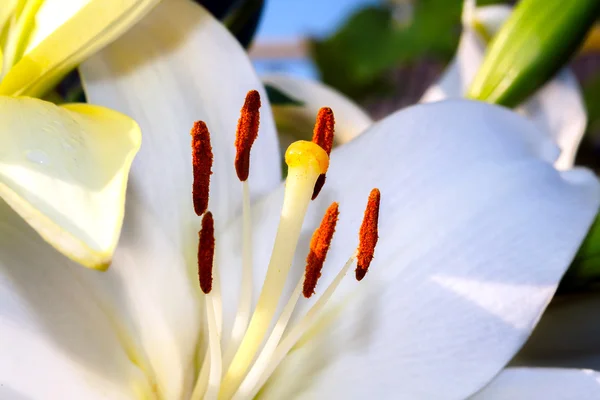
(256, 0), (379, 40)
(253, 0), (380, 78)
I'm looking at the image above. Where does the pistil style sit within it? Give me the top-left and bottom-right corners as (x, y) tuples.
(221, 141), (329, 398)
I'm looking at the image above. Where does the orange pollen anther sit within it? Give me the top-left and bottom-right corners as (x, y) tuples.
(311, 107), (335, 200)
(191, 121), (213, 216)
(356, 188), (380, 281)
(198, 211), (215, 294)
(312, 107), (335, 155)
(303, 202), (339, 298)
(235, 90), (261, 181)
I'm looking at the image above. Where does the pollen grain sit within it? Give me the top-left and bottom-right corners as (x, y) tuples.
(356, 188), (380, 281)
(198, 211), (216, 294)
(235, 90), (261, 181)
(303, 202), (340, 298)
(191, 121), (213, 216)
(311, 107), (335, 200)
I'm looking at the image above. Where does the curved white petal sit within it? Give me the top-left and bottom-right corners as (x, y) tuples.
(0, 201), (153, 399)
(216, 100), (600, 399)
(0, 0), (160, 97)
(522, 71), (587, 170)
(420, 4), (586, 169)
(79, 0), (281, 397)
(514, 292), (600, 371)
(262, 74), (373, 145)
(470, 368), (600, 399)
(0, 96), (140, 269)
(80, 0), (281, 233)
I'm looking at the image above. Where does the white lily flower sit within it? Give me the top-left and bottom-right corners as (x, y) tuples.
(2, 0), (600, 399)
(266, 1), (586, 172)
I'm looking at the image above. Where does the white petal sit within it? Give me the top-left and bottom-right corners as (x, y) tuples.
(420, 5), (586, 169)
(262, 73), (373, 144)
(0, 201), (152, 399)
(0, 97), (140, 269)
(70, 197), (202, 399)
(0, 0), (160, 97)
(522, 70), (587, 170)
(217, 100), (600, 399)
(514, 292), (600, 371)
(469, 368), (600, 399)
(78, 0), (281, 396)
(80, 0), (281, 235)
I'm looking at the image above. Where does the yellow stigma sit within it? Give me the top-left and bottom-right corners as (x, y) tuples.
(285, 140), (329, 174)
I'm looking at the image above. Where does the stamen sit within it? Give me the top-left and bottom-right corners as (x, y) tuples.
(235, 90), (261, 181)
(198, 212), (215, 294)
(312, 107), (335, 155)
(221, 140), (329, 398)
(356, 188), (380, 281)
(191, 121), (213, 216)
(311, 107), (335, 200)
(240, 256), (357, 399)
(303, 202), (339, 298)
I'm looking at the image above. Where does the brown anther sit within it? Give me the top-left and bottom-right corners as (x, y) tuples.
(191, 121), (213, 216)
(303, 202), (339, 298)
(235, 90), (261, 181)
(356, 188), (380, 281)
(311, 107), (335, 200)
(198, 211), (215, 294)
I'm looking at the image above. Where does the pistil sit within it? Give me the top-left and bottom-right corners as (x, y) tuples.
(221, 141), (329, 398)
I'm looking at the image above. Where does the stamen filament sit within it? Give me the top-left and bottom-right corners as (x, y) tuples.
(232, 278), (304, 400)
(244, 256), (356, 399)
(204, 294), (222, 400)
(221, 141), (329, 398)
(223, 181), (254, 368)
(190, 266), (222, 400)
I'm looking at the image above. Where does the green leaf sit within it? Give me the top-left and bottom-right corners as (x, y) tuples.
(467, 0), (600, 107)
(312, 0), (465, 101)
(265, 84), (304, 106)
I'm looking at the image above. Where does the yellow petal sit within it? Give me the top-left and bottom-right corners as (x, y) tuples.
(0, 0), (160, 97)
(0, 96), (141, 269)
